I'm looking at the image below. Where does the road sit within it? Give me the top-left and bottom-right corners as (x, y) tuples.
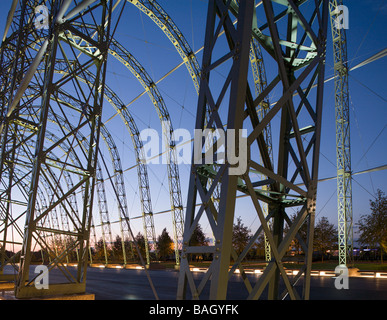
(3, 265), (387, 300)
(57, 267), (387, 300)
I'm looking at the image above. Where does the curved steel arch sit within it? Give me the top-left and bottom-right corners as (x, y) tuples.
(107, 38), (185, 264)
(66, 24), (186, 264)
(6, 136), (82, 267)
(66, 20), (186, 264)
(51, 62), (157, 265)
(128, 0), (201, 93)
(3, 50), (157, 267)
(19, 104), (129, 266)
(16, 0), (203, 266)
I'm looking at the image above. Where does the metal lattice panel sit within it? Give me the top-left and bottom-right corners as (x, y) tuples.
(177, 0), (329, 300)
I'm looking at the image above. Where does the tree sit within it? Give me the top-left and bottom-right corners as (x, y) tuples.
(190, 224), (208, 246)
(156, 228), (174, 261)
(133, 232), (146, 262)
(357, 189), (387, 263)
(112, 235), (123, 262)
(314, 216), (337, 262)
(189, 223), (209, 261)
(284, 212), (308, 255)
(124, 237), (134, 261)
(94, 238), (108, 263)
(232, 217), (251, 256)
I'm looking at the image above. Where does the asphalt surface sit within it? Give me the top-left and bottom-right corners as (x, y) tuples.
(3, 265), (387, 300)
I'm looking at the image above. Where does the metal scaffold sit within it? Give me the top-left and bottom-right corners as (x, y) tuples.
(1, 0), (372, 301)
(329, 0), (353, 267)
(177, 0), (329, 300)
(0, 0), (114, 298)
(0, 0), (197, 299)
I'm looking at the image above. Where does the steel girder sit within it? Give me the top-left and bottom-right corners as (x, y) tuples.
(7, 123), (118, 265)
(28, 71), (146, 266)
(53, 80), (154, 265)
(177, 0), (329, 300)
(1, 45), (161, 269)
(1, 0), (189, 270)
(2, 25), (185, 269)
(0, 0), (114, 299)
(329, 0), (353, 267)
(4, 105), (125, 266)
(126, 1), (276, 264)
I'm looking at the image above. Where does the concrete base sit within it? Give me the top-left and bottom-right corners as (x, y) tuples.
(0, 283), (15, 291)
(0, 275), (15, 282)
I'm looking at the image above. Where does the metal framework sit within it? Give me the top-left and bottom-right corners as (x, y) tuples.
(329, 0), (353, 266)
(177, 0), (329, 300)
(0, 0), (113, 298)
(0, 1), (201, 286)
(0, 0), (343, 301)
(0, 2), (201, 296)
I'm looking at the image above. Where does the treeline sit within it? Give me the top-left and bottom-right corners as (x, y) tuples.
(4, 189), (385, 265)
(87, 215), (339, 264)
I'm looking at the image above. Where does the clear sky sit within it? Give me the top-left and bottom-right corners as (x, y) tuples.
(0, 0), (386, 248)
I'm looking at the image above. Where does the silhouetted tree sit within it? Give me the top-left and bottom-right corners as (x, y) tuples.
(314, 216), (337, 262)
(190, 223), (208, 246)
(156, 228), (174, 261)
(113, 235), (123, 262)
(232, 217), (251, 256)
(133, 232), (146, 262)
(94, 238), (108, 262)
(357, 189), (387, 263)
(189, 223), (209, 261)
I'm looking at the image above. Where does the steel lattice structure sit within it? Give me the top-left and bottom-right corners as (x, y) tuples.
(329, 0), (353, 267)
(0, 0), (349, 301)
(0, 0), (201, 271)
(177, 0), (329, 300)
(0, 0), (200, 298)
(0, 0), (114, 298)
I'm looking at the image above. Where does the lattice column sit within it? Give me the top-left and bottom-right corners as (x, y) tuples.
(177, 0), (329, 300)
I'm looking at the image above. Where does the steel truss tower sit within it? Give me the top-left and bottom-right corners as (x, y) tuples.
(0, 0), (200, 279)
(177, 0), (329, 300)
(329, 0), (353, 266)
(0, 0), (113, 298)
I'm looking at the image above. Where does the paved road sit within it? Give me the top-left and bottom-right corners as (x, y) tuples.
(64, 267), (387, 300)
(4, 266), (387, 300)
